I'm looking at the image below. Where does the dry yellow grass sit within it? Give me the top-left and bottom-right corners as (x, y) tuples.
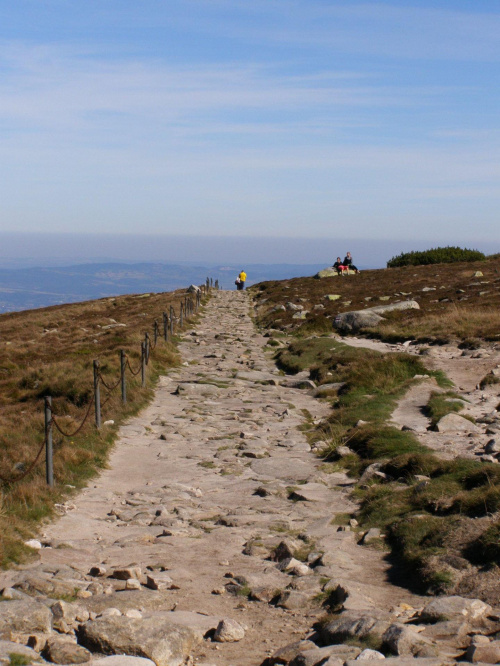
(373, 304), (500, 343)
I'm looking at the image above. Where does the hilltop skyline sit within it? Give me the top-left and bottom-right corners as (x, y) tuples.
(1, 1), (499, 250)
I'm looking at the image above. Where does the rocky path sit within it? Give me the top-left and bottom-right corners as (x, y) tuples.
(1, 291), (432, 666)
(2, 292), (499, 666)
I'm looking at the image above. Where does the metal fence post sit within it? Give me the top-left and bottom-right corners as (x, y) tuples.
(120, 350), (126, 404)
(44, 396), (53, 487)
(93, 360), (101, 429)
(141, 342), (146, 387)
(163, 312), (168, 341)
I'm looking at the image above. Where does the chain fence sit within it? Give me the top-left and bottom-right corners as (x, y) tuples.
(1, 281), (217, 487)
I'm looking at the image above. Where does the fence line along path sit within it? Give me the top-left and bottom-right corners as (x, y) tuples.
(0, 290), (425, 666)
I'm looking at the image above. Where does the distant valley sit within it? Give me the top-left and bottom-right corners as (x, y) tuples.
(0, 261), (324, 313)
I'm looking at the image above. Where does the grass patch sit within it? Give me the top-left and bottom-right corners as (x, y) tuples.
(426, 391), (466, 427)
(9, 655), (32, 666)
(198, 461), (216, 469)
(464, 520), (500, 566)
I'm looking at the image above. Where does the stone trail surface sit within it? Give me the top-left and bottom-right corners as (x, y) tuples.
(3, 291), (495, 666)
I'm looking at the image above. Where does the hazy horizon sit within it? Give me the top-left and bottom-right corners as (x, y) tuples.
(1, 232), (497, 271)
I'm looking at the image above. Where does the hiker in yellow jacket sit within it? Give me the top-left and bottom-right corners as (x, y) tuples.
(236, 270), (246, 290)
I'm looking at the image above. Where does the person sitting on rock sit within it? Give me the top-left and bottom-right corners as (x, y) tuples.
(333, 257), (347, 275)
(343, 252), (360, 274)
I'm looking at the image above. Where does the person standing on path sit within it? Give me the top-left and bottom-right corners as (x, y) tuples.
(237, 269), (247, 290)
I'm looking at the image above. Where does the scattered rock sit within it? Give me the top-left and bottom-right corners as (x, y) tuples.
(383, 623), (436, 657)
(361, 528), (383, 545)
(465, 639), (500, 664)
(42, 636), (93, 664)
(356, 649), (386, 660)
(213, 618), (245, 643)
(145, 572), (177, 590)
(418, 596), (492, 624)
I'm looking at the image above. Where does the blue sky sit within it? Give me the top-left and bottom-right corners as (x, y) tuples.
(0, 1), (499, 255)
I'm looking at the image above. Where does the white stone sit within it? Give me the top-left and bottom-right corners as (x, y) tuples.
(24, 539), (42, 549)
(356, 649), (386, 660)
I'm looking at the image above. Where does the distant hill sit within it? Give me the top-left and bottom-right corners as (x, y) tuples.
(0, 261), (325, 313)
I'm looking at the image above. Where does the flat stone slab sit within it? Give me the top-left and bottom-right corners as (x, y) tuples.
(235, 370), (278, 384)
(250, 457), (314, 481)
(288, 483), (332, 502)
(0, 599), (53, 636)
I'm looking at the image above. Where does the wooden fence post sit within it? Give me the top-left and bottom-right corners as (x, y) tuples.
(141, 342), (146, 387)
(93, 360), (101, 429)
(120, 350), (126, 404)
(44, 396), (54, 487)
(145, 333), (150, 365)
(163, 312), (168, 341)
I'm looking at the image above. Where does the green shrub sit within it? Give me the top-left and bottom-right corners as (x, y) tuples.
(387, 247), (485, 268)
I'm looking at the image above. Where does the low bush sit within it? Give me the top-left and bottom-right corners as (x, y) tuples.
(387, 246), (485, 268)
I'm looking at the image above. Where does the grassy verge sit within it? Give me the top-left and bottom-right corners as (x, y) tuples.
(0, 289), (205, 567)
(271, 333), (500, 595)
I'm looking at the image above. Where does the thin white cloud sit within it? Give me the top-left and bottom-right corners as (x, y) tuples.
(182, 1), (500, 62)
(0, 41), (468, 140)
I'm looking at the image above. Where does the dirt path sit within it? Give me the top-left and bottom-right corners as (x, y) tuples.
(1, 291), (429, 666)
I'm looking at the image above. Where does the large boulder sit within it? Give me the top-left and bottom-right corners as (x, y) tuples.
(315, 268), (339, 279)
(434, 414), (481, 433)
(333, 301), (419, 333)
(333, 310), (384, 333)
(78, 615), (200, 666)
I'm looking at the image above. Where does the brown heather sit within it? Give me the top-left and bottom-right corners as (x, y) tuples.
(252, 255), (500, 343)
(0, 289), (197, 566)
